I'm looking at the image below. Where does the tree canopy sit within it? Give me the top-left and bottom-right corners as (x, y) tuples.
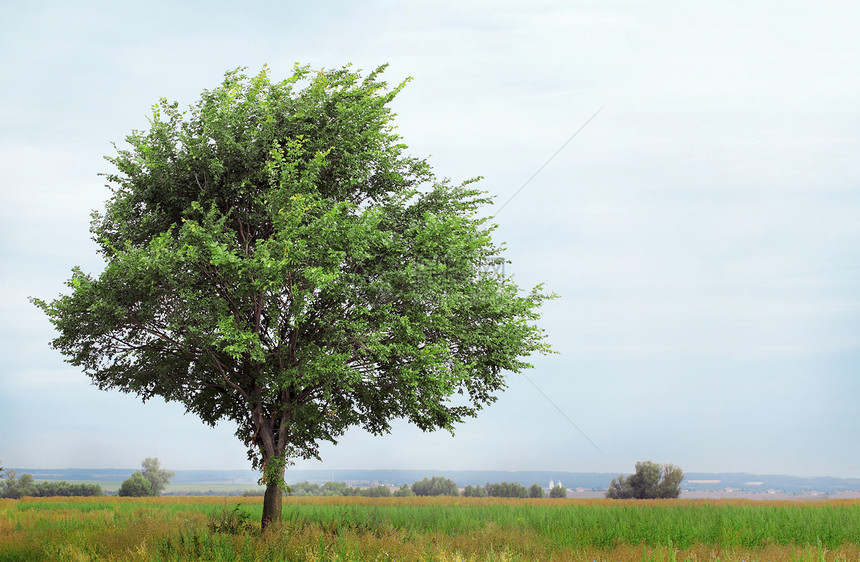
(411, 476), (459, 497)
(606, 461), (684, 499)
(462, 484), (487, 498)
(141, 457), (174, 496)
(118, 472), (153, 497)
(529, 483), (545, 498)
(485, 481), (528, 498)
(34, 64), (554, 529)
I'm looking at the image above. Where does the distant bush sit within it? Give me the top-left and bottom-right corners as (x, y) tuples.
(549, 484), (567, 498)
(412, 476), (459, 497)
(529, 483), (545, 498)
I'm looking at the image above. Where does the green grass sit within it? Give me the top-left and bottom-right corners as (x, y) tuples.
(1, 496), (859, 561)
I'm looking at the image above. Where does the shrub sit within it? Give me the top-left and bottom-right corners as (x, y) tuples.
(208, 504), (255, 534)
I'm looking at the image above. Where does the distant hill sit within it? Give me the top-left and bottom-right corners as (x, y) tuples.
(9, 468), (860, 494)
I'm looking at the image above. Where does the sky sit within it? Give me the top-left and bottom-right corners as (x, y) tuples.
(1, 0), (858, 478)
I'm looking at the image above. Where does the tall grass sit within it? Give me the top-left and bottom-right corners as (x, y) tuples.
(1, 496), (858, 561)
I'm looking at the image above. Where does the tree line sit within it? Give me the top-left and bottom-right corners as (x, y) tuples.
(278, 462), (684, 500)
(1, 470), (102, 498)
(258, 476), (569, 498)
(0, 458), (683, 500)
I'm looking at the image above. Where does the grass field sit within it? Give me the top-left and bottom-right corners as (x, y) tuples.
(1, 496), (858, 561)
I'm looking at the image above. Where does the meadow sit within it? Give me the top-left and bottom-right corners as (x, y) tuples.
(1, 496), (858, 561)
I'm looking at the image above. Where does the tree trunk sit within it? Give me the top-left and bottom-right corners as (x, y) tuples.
(261, 463), (285, 531)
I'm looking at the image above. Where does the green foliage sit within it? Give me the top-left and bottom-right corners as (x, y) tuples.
(33, 63), (554, 528)
(258, 457), (290, 495)
(118, 471), (154, 497)
(140, 457), (174, 496)
(411, 476), (459, 497)
(485, 481), (528, 498)
(549, 484), (567, 498)
(528, 483), (545, 498)
(606, 461), (684, 499)
(462, 484), (488, 498)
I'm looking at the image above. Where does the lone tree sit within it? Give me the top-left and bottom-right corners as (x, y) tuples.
(141, 457), (174, 496)
(606, 461), (684, 499)
(33, 65), (553, 530)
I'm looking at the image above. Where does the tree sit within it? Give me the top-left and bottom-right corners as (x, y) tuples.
(33, 64), (554, 530)
(461, 484), (487, 497)
(118, 472), (153, 497)
(606, 461), (684, 499)
(1, 470), (37, 499)
(1, 470), (17, 498)
(361, 485), (392, 497)
(17, 473), (35, 497)
(485, 481), (528, 498)
(549, 483), (567, 498)
(141, 457), (174, 496)
(321, 481), (347, 496)
(529, 483), (545, 498)
(411, 476), (459, 497)
(393, 483), (415, 497)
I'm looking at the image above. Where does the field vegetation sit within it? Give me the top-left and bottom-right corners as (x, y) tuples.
(1, 496), (858, 561)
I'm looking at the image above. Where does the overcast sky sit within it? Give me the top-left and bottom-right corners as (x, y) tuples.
(1, 0), (857, 478)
